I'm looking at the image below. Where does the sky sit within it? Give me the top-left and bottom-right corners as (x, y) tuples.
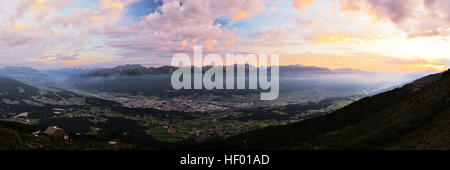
(0, 0), (449, 72)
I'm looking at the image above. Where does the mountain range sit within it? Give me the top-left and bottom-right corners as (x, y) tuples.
(82, 64), (362, 77)
(0, 66), (54, 86)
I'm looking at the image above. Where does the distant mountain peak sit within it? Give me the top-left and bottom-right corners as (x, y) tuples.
(84, 64), (344, 77)
(2, 66), (40, 73)
(332, 68), (365, 74)
(0, 66), (53, 86)
(88, 64), (176, 77)
(112, 64), (146, 70)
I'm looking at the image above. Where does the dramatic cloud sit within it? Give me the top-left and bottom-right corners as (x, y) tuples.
(338, 0), (450, 37)
(292, 0), (316, 11)
(0, 0), (140, 67)
(0, 0), (448, 71)
(106, 0), (269, 55)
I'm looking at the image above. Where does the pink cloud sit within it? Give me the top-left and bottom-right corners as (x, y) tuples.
(292, 0), (316, 12)
(107, 0), (269, 54)
(0, 0), (270, 66)
(338, 0), (450, 37)
(50, 0), (135, 32)
(254, 27), (290, 46)
(0, 30), (43, 47)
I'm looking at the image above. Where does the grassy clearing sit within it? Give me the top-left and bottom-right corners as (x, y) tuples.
(2, 99), (20, 105)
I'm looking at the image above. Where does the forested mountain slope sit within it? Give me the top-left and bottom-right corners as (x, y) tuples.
(219, 70), (450, 150)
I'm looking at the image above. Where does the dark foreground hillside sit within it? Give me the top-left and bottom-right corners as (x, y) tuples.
(215, 70), (450, 150)
(0, 120), (183, 150)
(0, 70), (449, 150)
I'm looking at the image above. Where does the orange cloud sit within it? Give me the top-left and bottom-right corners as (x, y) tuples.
(33, 0), (47, 10)
(292, 0), (316, 11)
(89, 16), (107, 26)
(181, 40), (188, 46)
(203, 39), (218, 50)
(314, 33), (359, 43)
(233, 10), (249, 20)
(261, 33), (270, 39)
(102, 0), (125, 9)
(63, 60), (75, 65)
(89, 16), (105, 21)
(224, 39), (234, 46)
(255, 28), (289, 47)
(281, 53), (449, 72)
(12, 25), (27, 31)
(230, 0), (267, 20)
(338, 0), (363, 12)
